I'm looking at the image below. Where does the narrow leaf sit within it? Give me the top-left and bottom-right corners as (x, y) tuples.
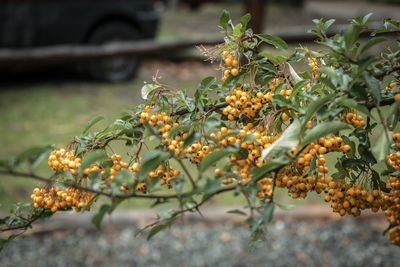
(257, 34), (288, 50)
(372, 129), (393, 162)
(360, 37), (386, 55)
(387, 101), (400, 130)
(337, 98), (372, 117)
(219, 10), (230, 30)
(227, 209), (247, 216)
(91, 204), (110, 230)
(199, 148), (237, 172)
(302, 121), (352, 146)
(261, 119), (302, 160)
(363, 71), (381, 102)
(82, 116), (105, 135)
(147, 216), (178, 240)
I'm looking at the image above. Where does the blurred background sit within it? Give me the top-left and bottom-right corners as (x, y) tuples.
(1, 0), (400, 265)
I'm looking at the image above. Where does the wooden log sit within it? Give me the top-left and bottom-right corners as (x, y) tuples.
(0, 24), (397, 68)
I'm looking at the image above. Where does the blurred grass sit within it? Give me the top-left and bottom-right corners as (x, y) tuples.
(0, 76), (202, 211)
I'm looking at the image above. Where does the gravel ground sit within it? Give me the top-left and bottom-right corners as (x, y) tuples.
(1, 218), (399, 267)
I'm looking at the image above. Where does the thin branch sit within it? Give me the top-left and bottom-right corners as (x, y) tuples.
(1, 210), (45, 232)
(0, 170), (180, 200)
(173, 157), (197, 189)
(240, 183), (254, 217)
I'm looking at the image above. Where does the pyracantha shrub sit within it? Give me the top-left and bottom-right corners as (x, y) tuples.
(1, 11), (400, 249)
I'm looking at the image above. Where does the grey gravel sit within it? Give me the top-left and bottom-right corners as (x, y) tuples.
(1, 219), (399, 267)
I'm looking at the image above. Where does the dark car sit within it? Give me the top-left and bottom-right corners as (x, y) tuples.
(0, 0), (159, 82)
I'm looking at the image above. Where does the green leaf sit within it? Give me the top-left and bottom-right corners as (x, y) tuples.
(202, 178), (222, 197)
(0, 233), (21, 252)
(344, 24), (363, 51)
(363, 13), (373, 24)
(252, 156), (291, 181)
(233, 23), (243, 36)
(290, 79), (310, 99)
(147, 215), (178, 240)
(242, 134), (257, 143)
(372, 129), (393, 162)
(261, 119), (302, 160)
(307, 29), (323, 39)
(257, 34), (288, 50)
(276, 203), (295, 211)
(113, 170), (135, 187)
(240, 13), (251, 28)
(15, 145), (53, 167)
(199, 148), (237, 173)
(257, 202), (275, 225)
(137, 151), (169, 180)
(258, 50), (280, 65)
(79, 151), (109, 173)
(219, 10), (230, 30)
(169, 124), (192, 138)
(360, 37), (386, 55)
(337, 98), (372, 117)
(303, 94), (336, 130)
(363, 71), (381, 102)
(82, 116), (105, 135)
(287, 63), (302, 83)
(227, 209), (247, 216)
(135, 225), (151, 237)
(141, 83), (159, 100)
(194, 76), (216, 109)
(387, 101), (400, 131)
(302, 121), (352, 147)
(91, 204), (110, 230)
(312, 18), (324, 29)
(204, 117), (221, 132)
(322, 19), (336, 32)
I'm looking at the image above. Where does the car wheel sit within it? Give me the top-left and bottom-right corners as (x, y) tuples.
(87, 22), (141, 82)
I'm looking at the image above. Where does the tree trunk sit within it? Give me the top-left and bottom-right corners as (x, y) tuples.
(244, 0), (266, 34)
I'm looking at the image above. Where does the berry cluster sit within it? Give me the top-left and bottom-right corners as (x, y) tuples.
(256, 177), (274, 198)
(48, 149), (81, 175)
(82, 163), (102, 178)
(387, 152), (400, 171)
(309, 57), (319, 78)
(221, 51), (239, 82)
(382, 177), (400, 246)
(391, 131), (400, 149)
(324, 181), (382, 216)
(382, 177), (400, 226)
(183, 142), (212, 165)
(164, 133), (186, 157)
(386, 81), (400, 102)
(223, 88), (271, 120)
(386, 81), (399, 91)
(31, 186), (94, 213)
(388, 228), (400, 246)
(147, 164), (180, 188)
(139, 106), (172, 127)
(109, 154), (129, 180)
(343, 110), (366, 128)
(278, 88), (293, 98)
(273, 136), (350, 199)
(211, 124), (278, 185)
(268, 78), (280, 91)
